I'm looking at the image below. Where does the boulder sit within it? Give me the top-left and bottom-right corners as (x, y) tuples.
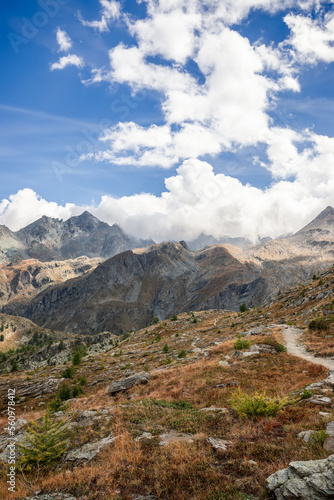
(135, 432), (153, 442)
(108, 372), (151, 395)
(308, 395), (332, 405)
(249, 343), (277, 353)
(207, 437), (232, 452)
(64, 434), (117, 463)
(266, 455), (334, 499)
(297, 430), (315, 443)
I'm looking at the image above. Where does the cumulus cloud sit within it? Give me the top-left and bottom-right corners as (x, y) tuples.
(2, 131), (334, 241)
(56, 28), (72, 52)
(284, 10), (334, 64)
(50, 54), (84, 71)
(0, 189), (82, 232)
(81, 0), (317, 168)
(58, 0), (332, 168)
(78, 0), (121, 32)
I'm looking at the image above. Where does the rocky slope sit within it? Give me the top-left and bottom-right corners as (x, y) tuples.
(3, 242), (268, 333)
(0, 256), (101, 307)
(0, 266), (334, 499)
(2, 207), (334, 335)
(0, 211), (154, 263)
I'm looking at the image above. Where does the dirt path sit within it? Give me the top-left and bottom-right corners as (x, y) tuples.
(281, 325), (334, 371)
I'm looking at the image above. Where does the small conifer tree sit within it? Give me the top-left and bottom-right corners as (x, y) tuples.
(18, 413), (68, 469)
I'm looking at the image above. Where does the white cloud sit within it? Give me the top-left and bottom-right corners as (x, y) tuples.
(50, 54), (84, 71)
(127, 10), (201, 64)
(56, 28), (72, 52)
(2, 131), (334, 242)
(0, 189), (82, 232)
(284, 10), (334, 64)
(78, 0), (121, 32)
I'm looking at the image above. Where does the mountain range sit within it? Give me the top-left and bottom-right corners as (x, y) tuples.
(1, 206), (334, 333)
(0, 211), (153, 263)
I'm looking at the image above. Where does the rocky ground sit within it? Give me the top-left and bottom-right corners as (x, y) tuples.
(0, 264), (333, 498)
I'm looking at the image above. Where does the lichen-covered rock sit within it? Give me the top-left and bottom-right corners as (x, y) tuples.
(64, 434), (117, 463)
(108, 372), (151, 395)
(266, 455), (334, 499)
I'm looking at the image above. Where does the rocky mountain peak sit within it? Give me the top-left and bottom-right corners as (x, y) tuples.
(297, 205), (334, 231)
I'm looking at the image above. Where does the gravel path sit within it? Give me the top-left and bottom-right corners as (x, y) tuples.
(281, 325), (334, 371)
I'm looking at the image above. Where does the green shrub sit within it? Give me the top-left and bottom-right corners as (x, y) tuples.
(309, 430), (328, 447)
(58, 383), (72, 401)
(192, 317), (198, 323)
(239, 303), (249, 313)
(62, 366), (75, 379)
(10, 359), (18, 372)
(155, 333), (161, 342)
(18, 413), (68, 469)
(79, 376), (87, 386)
(152, 316), (159, 324)
(234, 337), (250, 350)
(164, 357), (172, 365)
(72, 345), (88, 365)
(163, 343), (170, 353)
(72, 385), (82, 398)
(230, 388), (288, 417)
(0, 334), (4, 342)
(300, 388), (312, 400)
(178, 350), (187, 359)
(309, 318), (330, 331)
(170, 315), (178, 321)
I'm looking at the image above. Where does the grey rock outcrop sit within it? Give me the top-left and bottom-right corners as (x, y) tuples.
(207, 437), (232, 452)
(266, 455), (334, 499)
(108, 372), (152, 395)
(17, 377), (64, 397)
(64, 434), (117, 463)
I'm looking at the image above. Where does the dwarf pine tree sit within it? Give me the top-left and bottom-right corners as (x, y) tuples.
(18, 412), (68, 469)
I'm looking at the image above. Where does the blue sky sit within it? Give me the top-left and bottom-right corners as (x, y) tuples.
(1, 0), (334, 241)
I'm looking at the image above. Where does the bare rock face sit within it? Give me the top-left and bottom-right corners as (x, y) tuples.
(65, 434), (117, 463)
(266, 455), (334, 499)
(17, 377), (64, 397)
(3, 207), (334, 334)
(108, 372), (152, 395)
(0, 211), (154, 265)
(4, 242), (269, 333)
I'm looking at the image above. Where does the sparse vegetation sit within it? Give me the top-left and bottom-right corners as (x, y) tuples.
(233, 336), (250, 350)
(18, 413), (68, 469)
(177, 349), (187, 358)
(239, 303), (249, 313)
(230, 388), (289, 417)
